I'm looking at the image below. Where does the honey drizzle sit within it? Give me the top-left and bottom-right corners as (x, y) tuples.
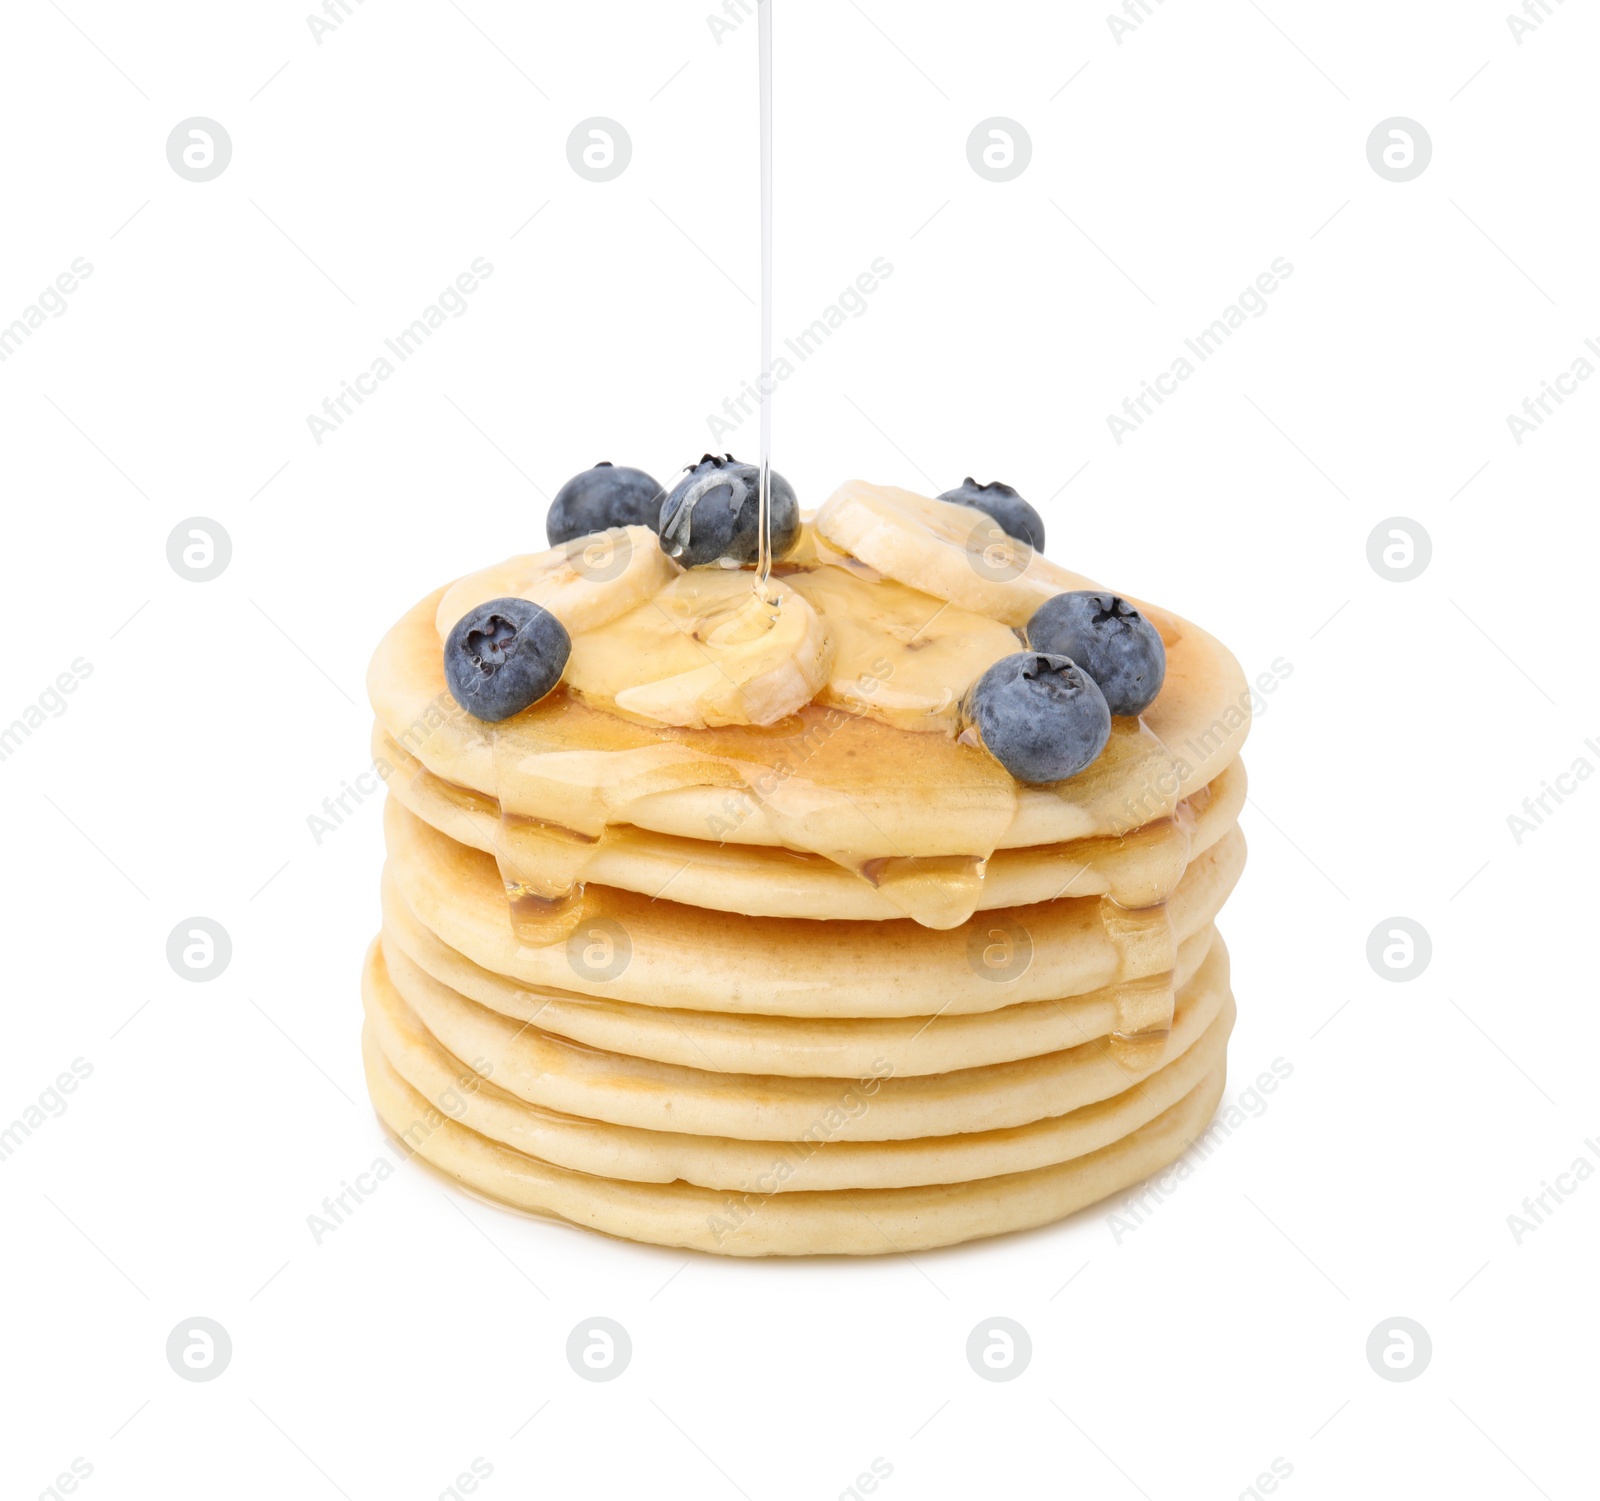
(1097, 896), (1180, 1070)
(486, 724), (607, 945)
(1093, 768), (1193, 1068)
(859, 854), (988, 930)
(396, 660), (1200, 943)
(474, 722), (1197, 943)
(492, 809), (601, 945)
(754, 0), (777, 606)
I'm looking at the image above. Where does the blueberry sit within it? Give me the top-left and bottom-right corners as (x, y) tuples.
(937, 477), (1045, 553)
(1026, 591), (1166, 716)
(547, 462), (665, 545)
(443, 597), (570, 722)
(658, 453), (799, 568)
(964, 651), (1110, 783)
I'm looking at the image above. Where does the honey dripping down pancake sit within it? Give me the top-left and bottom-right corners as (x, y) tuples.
(362, 469), (1250, 1253)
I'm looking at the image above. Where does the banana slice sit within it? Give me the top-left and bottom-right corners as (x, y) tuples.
(565, 570), (833, 729)
(785, 564), (1018, 732)
(813, 481), (1097, 627)
(434, 526), (677, 641)
(781, 516), (878, 574)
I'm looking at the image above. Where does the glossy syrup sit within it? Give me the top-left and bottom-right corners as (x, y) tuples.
(492, 809), (598, 945)
(1096, 791), (1195, 1067)
(860, 854), (988, 929)
(471, 692), (1192, 939)
(487, 717), (619, 947)
(1097, 897), (1179, 1069)
(755, 0), (777, 603)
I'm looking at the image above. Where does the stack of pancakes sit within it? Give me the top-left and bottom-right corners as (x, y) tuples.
(361, 514), (1250, 1256)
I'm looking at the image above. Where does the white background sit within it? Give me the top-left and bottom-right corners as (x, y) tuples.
(1, 0), (1596, 1497)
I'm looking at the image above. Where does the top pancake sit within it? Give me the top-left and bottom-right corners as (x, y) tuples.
(367, 574), (1250, 867)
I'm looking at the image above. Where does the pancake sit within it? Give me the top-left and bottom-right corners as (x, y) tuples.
(376, 719), (1247, 921)
(381, 869), (1220, 1076)
(364, 1030), (1229, 1255)
(367, 582), (1249, 868)
(366, 931), (1232, 1142)
(383, 793), (1245, 1018)
(364, 942), (1236, 1191)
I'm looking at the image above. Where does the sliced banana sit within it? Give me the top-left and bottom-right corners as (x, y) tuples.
(813, 481), (1097, 627)
(434, 526), (677, 641)
(784, 565), (1018, 732)
(565, 570), (833, 729)
(781, 517), (880, 575)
